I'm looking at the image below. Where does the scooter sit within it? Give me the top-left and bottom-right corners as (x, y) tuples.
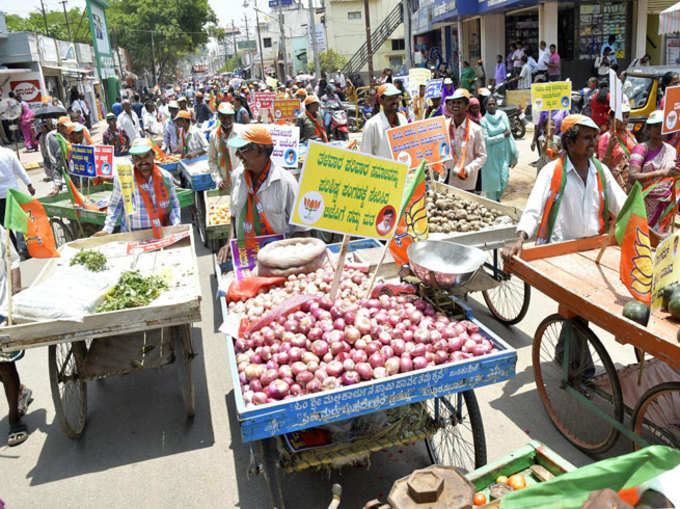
(322, 100), (349, 141)
(343, 101), (372, 132)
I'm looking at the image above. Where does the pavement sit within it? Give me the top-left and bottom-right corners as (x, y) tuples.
(0, 123), (642, 508)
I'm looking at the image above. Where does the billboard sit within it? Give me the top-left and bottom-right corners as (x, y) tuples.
(86, 0), (117, 80)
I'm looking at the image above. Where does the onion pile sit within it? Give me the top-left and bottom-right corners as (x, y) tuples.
(234, 292), (498, 407)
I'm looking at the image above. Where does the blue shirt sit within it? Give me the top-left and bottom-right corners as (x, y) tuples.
(601, 42), (617, 65)
(112, 102), (123, 116)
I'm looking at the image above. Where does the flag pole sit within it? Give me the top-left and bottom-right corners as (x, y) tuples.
(329, 234), (350, 302)
(595, 223), (615, 264)
(5, 228), (12, 326)
(364, 239), (391, 299)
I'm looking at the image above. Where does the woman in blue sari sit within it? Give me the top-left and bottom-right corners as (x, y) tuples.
(480, 96), (518, 201)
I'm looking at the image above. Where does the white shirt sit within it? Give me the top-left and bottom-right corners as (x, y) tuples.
(0, 147), (32, 199)
(536, 49), (549, 71)
(142, 109), (163, 136)
(117, 110), (141, 142)
(231, 163), (305, 237)
(519, 63), (533, 89)
(72, 98), (90, 115)
(360, 110), (408, 160)
(517, 156), (627, 243)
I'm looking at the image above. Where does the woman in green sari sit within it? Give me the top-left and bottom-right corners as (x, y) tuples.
(480, 96), (518, 201)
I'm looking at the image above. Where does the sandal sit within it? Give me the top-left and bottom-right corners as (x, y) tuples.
(17, 386), (33, 418)
(8, 422), (29, 447)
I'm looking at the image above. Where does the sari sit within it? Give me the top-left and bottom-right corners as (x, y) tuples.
(480, 110), (517, 201)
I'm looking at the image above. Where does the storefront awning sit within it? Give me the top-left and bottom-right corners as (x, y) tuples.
(431, 0), (478, 24)
(477, 0), (537, 15)
(0, 68), (33, 75)
(41, 65), (90, 74)
(660, 1), (680, 34)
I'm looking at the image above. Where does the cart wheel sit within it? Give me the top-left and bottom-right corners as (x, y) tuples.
(193, 191), (208, 247)
(533, 314), (623, 454)
(261, 437), (286, 509)
(50, 218), (73, 248)
(631, 381), (680, 450)
(482, 275), (531, 326)
(425, 391), (486, 472)
(48, 341), (87, 439)
(175, 324), (196, 417)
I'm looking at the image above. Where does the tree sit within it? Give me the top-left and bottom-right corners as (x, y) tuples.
(107, 0), (217, 83)
(5, 8), (93, 44)
(308, 49), (347, 75)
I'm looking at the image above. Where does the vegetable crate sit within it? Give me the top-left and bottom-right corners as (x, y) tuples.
(158, 161), (180, 173)
(204, 189), (231, 240)
(179, 156), (215, 191)
(465, 440), (576, 507)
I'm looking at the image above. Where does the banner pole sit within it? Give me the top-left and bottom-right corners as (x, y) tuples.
(329, 234), (350, 302)
(365, 239), (390, 299)
(5, 228), (13, 326)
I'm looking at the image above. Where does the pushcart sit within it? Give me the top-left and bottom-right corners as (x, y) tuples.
(0, 225), (202, 438)
(40, 183), (195, 245)
(504, 235), (680, 454)
(219, 241), (518, 508)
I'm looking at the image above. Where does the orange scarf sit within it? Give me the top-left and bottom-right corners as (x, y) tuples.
(217, 125), (233, 182)
(450, 118), (470, 179)
(306, 110), (328, 143)
(238, 162), (275, 245)
(134, 163), (170, 238)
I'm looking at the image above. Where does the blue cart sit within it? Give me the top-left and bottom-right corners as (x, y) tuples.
(221, 289), (517, 508)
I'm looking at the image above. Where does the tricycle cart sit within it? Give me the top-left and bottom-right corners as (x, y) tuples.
(40, 183), (195, 245)
(504, 235), (680, 454)
(0, 225), (202, 438)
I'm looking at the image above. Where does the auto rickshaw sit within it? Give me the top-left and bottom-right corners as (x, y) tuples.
(624, 65), (680, 138)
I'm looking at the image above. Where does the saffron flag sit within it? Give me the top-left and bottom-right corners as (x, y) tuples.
(4, 189), (59, 258)
(60, 166), (99, 211)
(615, 181), (652, 304)
(389, 160), (429, 266)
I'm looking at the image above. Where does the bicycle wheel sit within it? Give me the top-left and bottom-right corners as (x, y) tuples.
(533, 314), (623, 454)
(482, 275), (531, 326)
(48, 341), (88, 439)
(631, 382), (680, 450)
(425, 391), (486, 472)
(50, 217), (73, 248)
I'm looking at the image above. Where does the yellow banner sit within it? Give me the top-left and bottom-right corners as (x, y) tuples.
(265, 76), (278, 89)
(408, 68), (432, 87)
(506, 89), (532, 109)
(116, 163), (136, 216)
(290, 142), (409, 240)
(531, 81), (572, 112)
(650, 232), (680, 311)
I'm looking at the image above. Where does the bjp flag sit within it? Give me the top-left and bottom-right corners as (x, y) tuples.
(615, 181), (652, 305)
(389, 160), (429, 266)
(4, 189), (59, 258)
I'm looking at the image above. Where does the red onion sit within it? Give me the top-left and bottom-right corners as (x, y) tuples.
(355, 362), (373, 380)
(290, 383), (303, 396)
(373, 367), (387, 379)
(326, 360), (344, 377)
(408, 309), (423, 324)
(378, 331), (391, 345)
(330, 341), (347, 356)
(333, 318), (346, 331)
(291, 334), (307, 348)
(380, 345), (394, 359)
(412, 356), (428, 370)
(308, 327), (323, 341)
(322, 377), (339, 390)
(252, 332), (265, 347)
(265, 380), (289, 400)
(306, 360), (319, 373)
(301, 352), (319, 365)
(283, 319), (299, 333)
(391, 339), (406, 356)
(344, 311), (356, 325)
(462, 339), (478, 353)
(425, 352), (435, 364)
(354, 337), (369, 350)
(288, 347), (303, 363)
(368, 352), (385, 368)
(470, 332), (484, 343)
(350, 349), (368, 364)
(234, 339), (247, 353)
(403, 330), (414, 343)
(311, 340), (329, 357)
(323, 352), (333, 363)
(295, 371), (314, 386)
(274, 352), (290, 366)
(388, 314), (400, 327)
(278, 365), (292, 379)
(265, 359), (277, 370)
(342, 358), (356, 372)
(252, 392), (268, 405)
(385, 357), (400, 375)
(249, 379), (263, 392)
(411, 344), (426, 357)
(414, 328), (431, 344)
(435, 351), (449, 364)
(355, 315), (372, 335)
(453, 323), (466, 336)
(433, 339), (449, 352)
(306, 379), (322, 393)
(366, 298), (380, 309)
(430, 330), (442, 343)
(366, 341), (380, 355)
(239, 372), (248, 386)
(245, 363), (265, 381)
(330, 306), (343, 320)
(335, 351), (349, 362)
(471, 345), (488, 356)
(448, 337), (464, 352)
(315, 368), (328, 382)
(400, 357), (413, 373)
(341, 371), (360, 385)
(291, 361), (307, 376)
(344, 326), (361, 345)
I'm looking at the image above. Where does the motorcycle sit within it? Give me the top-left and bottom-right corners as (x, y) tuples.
(343, 101), (372, 132)
(321, 100), (349, 141)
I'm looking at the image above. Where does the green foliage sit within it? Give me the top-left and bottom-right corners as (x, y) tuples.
(219, 57), (237, 73)
(308, 49), (347, 74)
(5, 8), (92, 43)
(70, 250), (107, 272)
(97, 271), (168, 312)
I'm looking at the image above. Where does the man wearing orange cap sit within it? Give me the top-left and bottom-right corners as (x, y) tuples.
(297, 96), (327, 143)
(216, 125), (305, 263)
(360, 83), (408, 159)
(174, 110), (207, 158)
(503, 114), (627, 257)
(208, 102), (240, 191)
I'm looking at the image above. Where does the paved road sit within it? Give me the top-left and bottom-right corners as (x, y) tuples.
(0, 126), (641, 508)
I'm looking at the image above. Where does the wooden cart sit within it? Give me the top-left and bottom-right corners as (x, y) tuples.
(505, 235), (680, 454)
(0, 225), (202, 438)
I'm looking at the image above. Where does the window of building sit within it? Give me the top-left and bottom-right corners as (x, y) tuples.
(389, 56), (404, 68)
(392, 39), (405, 51)
(263, 38), (272, 48)
(348, 11), (362, 20)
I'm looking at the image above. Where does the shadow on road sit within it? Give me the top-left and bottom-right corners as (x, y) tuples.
(24, 326), (214, 486)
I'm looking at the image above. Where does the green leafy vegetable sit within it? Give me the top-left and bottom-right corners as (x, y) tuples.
(70, 249), (107, 272)
(97, 271), (168, 312)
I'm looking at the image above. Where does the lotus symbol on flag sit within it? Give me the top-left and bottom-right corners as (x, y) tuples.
(631, 227), (653, 295)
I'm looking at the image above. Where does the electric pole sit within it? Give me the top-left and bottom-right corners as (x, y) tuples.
(40, 0), (50, 36)
(308, 0), (320, 78)
(278, 6), (289, 81)
(403, 0), (412, 69)
(254, 5), (265, 79)
(364, 0), (374, 83)
(232, 20), (239, 70)
(150, 30), (157, 88)
(60, 0), (73, 41)
(243, 14), (252, 77)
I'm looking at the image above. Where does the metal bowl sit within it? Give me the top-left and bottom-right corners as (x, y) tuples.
(407, 240), (487, 289)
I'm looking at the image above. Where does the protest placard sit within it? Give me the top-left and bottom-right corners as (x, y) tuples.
(69, 144), (96, 178)
(252, 91), (276, 110)
(409, 68), (432, 87)
(290, 142), (408, 239)
(273, 98), (301, 123)
(531, 81), (572, 111)
(651, 231), (680, 311)
(230, 234), (284, 280)
(387, 117), (451, 169)
(662, 85), (680, 135)
(425, 79), (443, 99)
(269, 125), (300, 168)
(115, 162), (136, 216)
(609, 69), (623, 122)
(94, 145), (114, 177)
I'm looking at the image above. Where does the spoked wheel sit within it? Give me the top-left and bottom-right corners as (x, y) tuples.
(425, 391), (486, 472)
(631, 382), (680, 450)
(50, 218), (73, 248)
(482, 272), (531, 326)
(533, 314), (623, 454)
(261, 437), (286, 509)
(174, 324), (196, 417)
(48, 341), (88, 439)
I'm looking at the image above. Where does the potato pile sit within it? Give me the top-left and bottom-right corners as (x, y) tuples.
(426, 189), (507, 233)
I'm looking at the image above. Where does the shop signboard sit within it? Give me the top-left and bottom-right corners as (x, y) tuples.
(38, 35), (59, 64)
(237, 40), (257, 50)
(10, 77), (42, 104)
(58, 40), (78, 64)
(290, 142), (409, 240)
(661, 85), (680, 135)
(530, 81), (571, 112)
(86, 0), (117, 80)
(387, 117), (451, 169)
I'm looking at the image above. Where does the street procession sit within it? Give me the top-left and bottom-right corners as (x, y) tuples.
(3, 0), (680, 507)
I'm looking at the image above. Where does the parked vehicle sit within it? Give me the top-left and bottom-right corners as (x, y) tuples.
(321, 100), (349, 141)
(624, 65), (678, 139)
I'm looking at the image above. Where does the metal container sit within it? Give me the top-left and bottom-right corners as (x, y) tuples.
(407, 240), (487, 289)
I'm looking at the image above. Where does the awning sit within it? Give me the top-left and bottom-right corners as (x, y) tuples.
(431, 0), (478, 24)
(660, 1), (680, 34)
(41, 65), (90, 74)
(0, 68), (33, 75)
(477, 0), (536, 15)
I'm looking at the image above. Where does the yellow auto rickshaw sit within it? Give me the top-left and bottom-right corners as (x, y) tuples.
(624, 65), (679, 138)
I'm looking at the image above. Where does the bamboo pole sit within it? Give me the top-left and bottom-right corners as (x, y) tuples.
(6, 228), (13, 325)
(329, 234), (350, 301)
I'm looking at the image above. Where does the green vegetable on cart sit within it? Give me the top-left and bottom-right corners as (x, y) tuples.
(70, 249), (108, 272)
(622, 300), (650, 326)
(97, 270), (168, 312)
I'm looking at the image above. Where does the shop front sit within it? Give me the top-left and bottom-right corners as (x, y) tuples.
(429, 0), (478, 79)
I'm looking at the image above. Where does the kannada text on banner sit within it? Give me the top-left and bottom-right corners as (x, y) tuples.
(387, 117), (451, 169)
(94, 144), (114, 177)
(69, 144), (96, 178)
(273, 98), (301, 123)
(116, 163), (136, 216)
(290, 142), (408, 240)
(269, 124), (300, 167)
(531, 81), (572, 111)
(662, 85), (680, 135)
(408, 68), (432, 87)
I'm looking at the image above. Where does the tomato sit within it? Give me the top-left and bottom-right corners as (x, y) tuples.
(473, 492), (487, 506)
(496, 475), (508, 484)
(508, 474), (526, 490)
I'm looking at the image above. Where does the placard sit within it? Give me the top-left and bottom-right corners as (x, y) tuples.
(270, 125), (300, 168)
(273, 98), (301, 123)
(531, 81), (572, 112)
(290, 142), (409, 239)
(408, 68), (432, 87)
(387, 117), (451, 169)
(609, 69), (623, 122)
(662, 85), (680, 135)
(265, 76), (278, 89)
(126, 230), (190, 254)
(69, 144), (96, 178)
(252, 91), (276, 110)
(230, 234), (284, 280)
(650, 231), (680, 311)
(506, 89), (532, 108)
(94, 144), (114, 177)
(115, 163), (136, 216)
(425, 79), (442, 99)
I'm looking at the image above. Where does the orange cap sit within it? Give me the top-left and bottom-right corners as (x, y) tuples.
(228, 125), (273, 148)
(560, 114), (599, 134)
(296, 89), (307, 97)
(174, 110), (192, 121)
(304, 95), (320, 106)
(58, 115), (70, 125)
(377, 83), (401, 97)
(196, 91), (203, 98)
